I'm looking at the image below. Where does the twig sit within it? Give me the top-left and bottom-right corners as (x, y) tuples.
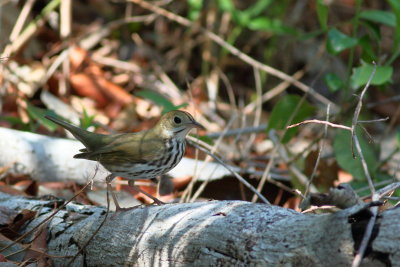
(0, 180), (92, 254)
(376, 182), (400, 199)
(1, 0), (61, 57)
(269, 130), (318, 193)
(242, 67), (263, 155)
(287, 133), (323, 165)
(351, 63), (377, 194)
(79, 14), (157, 50)
(358, 117), (389, 124)
(206, 124), (267, 138)
(129, 0), (338, 111)
(252, 91), (313, 202)
(250, 142), (279, 202)
(2, 0), (36, 58)
(9, 0), (36, 42)
(66, 177), (110, 267)
(244, 69), (305, 114)
(366, 94), (400, 108)
(304, 104), (330, 196)
(187, 114), (237, 202)
(351, 63), (378, 267)
(355, 179), (394, 195)
(188, 140), (270, 204)
(351, 202), (378, 267)
(288, 120), (351, 131)
(217, 68), (237, 111)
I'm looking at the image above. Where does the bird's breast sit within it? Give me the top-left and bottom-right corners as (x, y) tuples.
(106, 139), (186, 180)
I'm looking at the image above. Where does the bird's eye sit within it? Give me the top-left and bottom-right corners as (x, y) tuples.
(174, 116), (182, 124)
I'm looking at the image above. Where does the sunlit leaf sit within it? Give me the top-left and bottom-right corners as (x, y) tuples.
(360, 10), (396, 27)
(217, 0), (235, 12)
(316, 0), (328, 31)
(242, 0), (273, 18)
(80, 109), (96, 130)
(26, 102), (58, 131)
(136, 90), (188, 113)
(327, 28), (358, 55)
(350, 64), (393, 89)
(248, 17), (297, 35)
(188, 0), (203, 20)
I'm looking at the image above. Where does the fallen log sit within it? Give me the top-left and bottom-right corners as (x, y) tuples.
(0, 192), (397, 266)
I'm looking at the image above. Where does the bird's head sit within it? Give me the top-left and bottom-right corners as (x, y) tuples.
(156, 110), (205, 139)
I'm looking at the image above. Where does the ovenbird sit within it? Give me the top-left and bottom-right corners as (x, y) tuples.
(45, 110), (204, 210)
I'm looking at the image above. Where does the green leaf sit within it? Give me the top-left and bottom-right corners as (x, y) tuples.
(358, 35), (377, 62)
(232, 10), (250, 26)
(242, 0), (273, 18)
(350, 64), (393, 89)
(26, 102), (58, 131)
(0, 116), (29, 131)
(196, 134), (214, 146)
(327, 28), (358, 55)
(267, 94), (315, 143)
(188, 0), (203, 21)
(248, 17), (296, 35)
(316, 0), (328, 31)
(0, 115), (24, 125)
(136, 90), (188, 113)
(359, 10), (396, 27)
(80, 109), (96, 130)
(323, 73), (344, 92)
(388, 0), (400, 46)
(217, 0), (235, 12)
(333, 129), (379, 180)
(173, 103), (189, 111)
(360, 20), (381, 41)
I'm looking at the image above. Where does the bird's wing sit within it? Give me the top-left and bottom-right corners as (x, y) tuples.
(74, 133), (167, 164)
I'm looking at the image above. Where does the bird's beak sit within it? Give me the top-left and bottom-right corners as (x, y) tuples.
(191, 120), (205, 130)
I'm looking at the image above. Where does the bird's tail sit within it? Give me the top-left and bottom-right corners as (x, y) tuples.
(45, 115), (97, 149)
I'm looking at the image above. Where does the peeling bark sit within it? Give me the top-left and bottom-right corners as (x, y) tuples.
(1, 192), (398, 266)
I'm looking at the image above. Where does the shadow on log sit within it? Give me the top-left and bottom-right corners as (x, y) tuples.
(0, 192), (398, 266)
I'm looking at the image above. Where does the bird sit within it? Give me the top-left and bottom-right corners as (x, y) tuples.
(45, 110), (205, 211)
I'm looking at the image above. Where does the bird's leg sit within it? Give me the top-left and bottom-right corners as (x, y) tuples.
(106, 174), (126, 212)
(128, 180), (166, 205)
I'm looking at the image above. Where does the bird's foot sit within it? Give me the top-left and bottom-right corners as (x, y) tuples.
(110, 204), (143, 218)
(151, 199), (166, 206)
(114, 204), (142, 212)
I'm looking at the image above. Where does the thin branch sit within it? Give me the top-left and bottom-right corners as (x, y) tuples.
(187, 114), (237, 202)
(287, 120), (352, 131)
(351, 204), (379, 267)
(1, 0), (61, 57)
(351, 62), (377, 193)
(304, 104), (330, 196)
(268, 130), (318, 193)
(66, 179), (110, 267)
(376, 182), (400, 199)
(358, 117), (389, 124)
(206, 124), (267, 138)
(0, 180), (92, 254)
(188, 140), (271, 204)
(242, 67), (263, 155)
(351, 63), (377, 158)
(244, 69), (305, 114)
(351, 63), (378, 267)
(129, 0), (338, 111)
